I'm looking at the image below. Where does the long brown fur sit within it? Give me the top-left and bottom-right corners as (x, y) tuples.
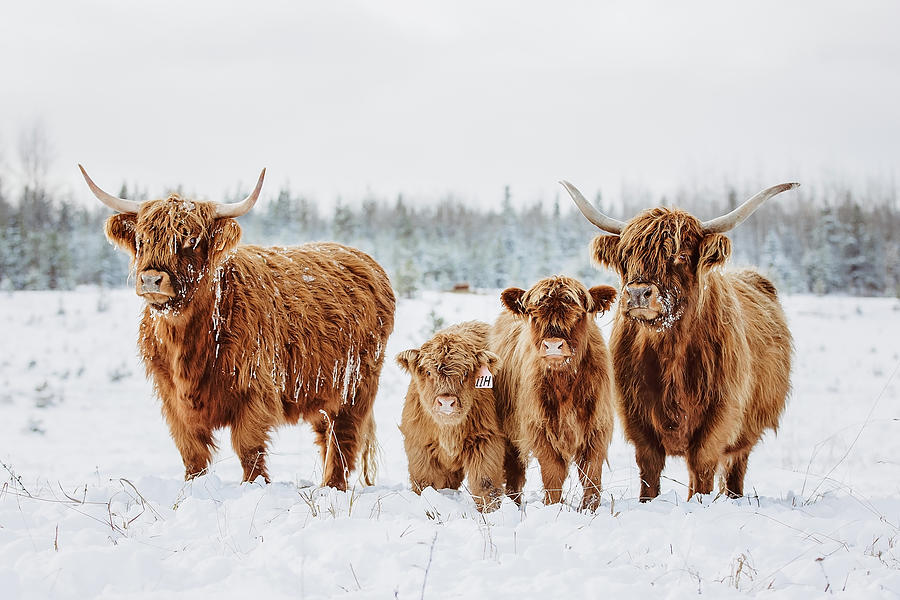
(590, 208), (791, 500)
(105, 194), (395, 488)
(397, 321), (505, 512)
(489, 276), (617, 511)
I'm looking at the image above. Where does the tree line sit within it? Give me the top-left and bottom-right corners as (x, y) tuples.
(0, 176), (898, 298)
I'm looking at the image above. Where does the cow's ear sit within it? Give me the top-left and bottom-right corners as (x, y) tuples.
(587, 285), (617, 314)
(590, 235), (621, 271)
(698, 233), (731, 271)
(476, 350), (499, 369)
(500, 288), (527, 315)
(210, 218), (242, 264)
(396, 349), (420, 373)
(105, 214), (138, 257)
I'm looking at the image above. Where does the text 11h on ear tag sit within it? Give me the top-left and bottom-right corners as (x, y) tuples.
(475, 365), (493, 389)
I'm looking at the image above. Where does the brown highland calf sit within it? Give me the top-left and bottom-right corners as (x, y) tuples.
(397, 321), (505, 512)
(80, 166), (395, 488)
(489, 276), (617, 511)
(562, 180), (797, 500)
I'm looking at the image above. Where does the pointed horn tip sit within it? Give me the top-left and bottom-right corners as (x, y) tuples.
(772, 182), (800, 194)
(252, 168), (267, 189)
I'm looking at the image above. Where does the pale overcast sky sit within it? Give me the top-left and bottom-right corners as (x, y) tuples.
(2, 1), (899, 209)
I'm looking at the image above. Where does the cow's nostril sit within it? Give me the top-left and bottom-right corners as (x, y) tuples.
(643, 289), (652, 299)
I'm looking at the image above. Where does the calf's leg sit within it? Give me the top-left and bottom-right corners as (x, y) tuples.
(503, 441), (527, 506)
(463, 435), (506, 512)
(532, 441), (568, 505)
(406, 439), (456, 493)
(576, 439), (607, 512)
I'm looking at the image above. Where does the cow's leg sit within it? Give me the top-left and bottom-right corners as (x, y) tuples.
(463, 435), (506, 512)
(316, 401), (371, 491)
(723, 451), (750, 498)
(230, 420), (272, 484)
(686, 448), (717, 500)
(316, 367), (381, 490)
(635, 441), (666, 502)
(167, 416), (215, 480)
(314, 411), (349, 491)
(503, 441), (527, 506)
(576, 440), (607, 512)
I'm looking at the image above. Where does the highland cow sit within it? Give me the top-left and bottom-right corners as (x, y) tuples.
(80, 165), (395, 488)
(490, 276), (617, 511)
(397, 321), (505, 512)
(562, 180), (796, 500)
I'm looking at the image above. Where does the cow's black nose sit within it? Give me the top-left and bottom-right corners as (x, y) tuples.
(142, 273), (163, 291)
(625, 284), (652, 308)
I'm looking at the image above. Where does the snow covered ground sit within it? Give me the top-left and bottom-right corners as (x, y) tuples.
(1, 287), (898, 599)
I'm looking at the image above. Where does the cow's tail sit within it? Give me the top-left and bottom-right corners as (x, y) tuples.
(360, 410), (378, 486)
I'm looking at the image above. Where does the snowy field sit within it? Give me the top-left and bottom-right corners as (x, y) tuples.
(1, 287), (899, 599)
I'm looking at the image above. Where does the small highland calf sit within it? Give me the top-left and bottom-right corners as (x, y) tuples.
(397, 321), (505, 512)
(490, 276), (617, 511)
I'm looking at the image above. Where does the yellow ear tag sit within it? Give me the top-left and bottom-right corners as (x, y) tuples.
(475, 364), (493, 389)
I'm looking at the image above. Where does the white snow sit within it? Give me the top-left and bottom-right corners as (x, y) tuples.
(1, 288), (899, 598)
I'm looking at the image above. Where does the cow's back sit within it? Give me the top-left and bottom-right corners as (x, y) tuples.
(215, 242), (395, 414)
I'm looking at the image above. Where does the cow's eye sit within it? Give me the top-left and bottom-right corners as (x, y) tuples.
(425, 370), (431, 377)
(182, 237), (198, 249)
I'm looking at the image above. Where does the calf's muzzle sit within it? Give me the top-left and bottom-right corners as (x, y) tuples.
(541, 337), (572, 360)
(434, 395), (459, 416)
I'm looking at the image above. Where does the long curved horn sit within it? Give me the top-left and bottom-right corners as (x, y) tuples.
(702, 182), (800, 234)
(560, 180), (625, 234)
(78, 164), (143, 213)
(214, 168), (266, 218)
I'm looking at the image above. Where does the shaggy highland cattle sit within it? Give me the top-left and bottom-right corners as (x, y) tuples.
(397, 321), (505, 512)
(490, 276), (617, 511)
(80, 165), (395, 488)
(562, 180), (796, 500)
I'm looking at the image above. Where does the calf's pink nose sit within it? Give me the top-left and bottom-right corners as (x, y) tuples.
(541, 337), (571, 357)
(434, 395), (458, 414)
